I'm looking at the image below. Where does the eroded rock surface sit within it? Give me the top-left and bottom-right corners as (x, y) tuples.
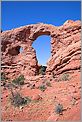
(1, 20), (81, 121)
(1, 20), (81, 79)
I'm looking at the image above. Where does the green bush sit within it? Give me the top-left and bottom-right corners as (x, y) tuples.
(39, 84), (47, 92)
(55, 103), (63, 115)
(12, 75), (25, 85)
(10, 92), (31, 107)
(61, 73), (69, 81)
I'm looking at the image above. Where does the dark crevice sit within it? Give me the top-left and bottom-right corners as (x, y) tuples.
(56, 66), (80, 75)
(56, 52), (81, 71)
(36, 65), (47, 75)
(52, 48), (81, 72)
(8, 46), (23, 56)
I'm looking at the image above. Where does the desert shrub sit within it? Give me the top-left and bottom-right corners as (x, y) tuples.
(12, 75), (25, 85)
(39, 66), (47, 75)
(61, 73), (69, 81)
(1, 72), (6, 81)
(55, 103), (63, 115)
(5, 82), (18, 89)
(46, 81), (52, 87)
(39, 84), (47, 92)
(10, 92), (31, 107)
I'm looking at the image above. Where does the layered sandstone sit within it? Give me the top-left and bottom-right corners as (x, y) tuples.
(1, 20), (81, 79)
(1, 20), (81, 121)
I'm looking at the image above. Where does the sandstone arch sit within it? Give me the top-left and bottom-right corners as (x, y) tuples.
(1, 20), (81, 79)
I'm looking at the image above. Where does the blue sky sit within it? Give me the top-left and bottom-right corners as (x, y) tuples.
(2, 1), (81, 65)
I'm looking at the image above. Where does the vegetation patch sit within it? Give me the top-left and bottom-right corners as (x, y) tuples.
(1, 72), (6, 81)
(55, 103), (64, 115)
(5, 82), (18, 89)
(38, 66), (47, 75)
(39, 84), (47, 92)
(61, 73), (69, 81)
(58, 73), (69, 82)
(12, 75), (25, 85)
(10, 92), (31, 107)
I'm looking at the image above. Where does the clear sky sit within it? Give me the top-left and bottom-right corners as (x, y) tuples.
(2, 1), (81, 66)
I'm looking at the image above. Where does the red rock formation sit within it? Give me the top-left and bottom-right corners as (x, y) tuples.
(47, 20), (81, 75)
(1, 20), (81, 121)
(1, 20), (81, 79)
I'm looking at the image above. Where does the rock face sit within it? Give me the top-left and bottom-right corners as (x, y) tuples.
(1, 20), (81, 79)
(1, 20), (81, 121)
(47, 20), (81, 76)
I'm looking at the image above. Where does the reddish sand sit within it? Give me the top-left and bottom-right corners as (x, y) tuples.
(1, 70), (81, 121)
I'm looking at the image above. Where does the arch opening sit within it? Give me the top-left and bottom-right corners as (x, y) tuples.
(32, 35), (51, 75)
(8, 46), (23, 56)
(19, 47), (23, 53)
